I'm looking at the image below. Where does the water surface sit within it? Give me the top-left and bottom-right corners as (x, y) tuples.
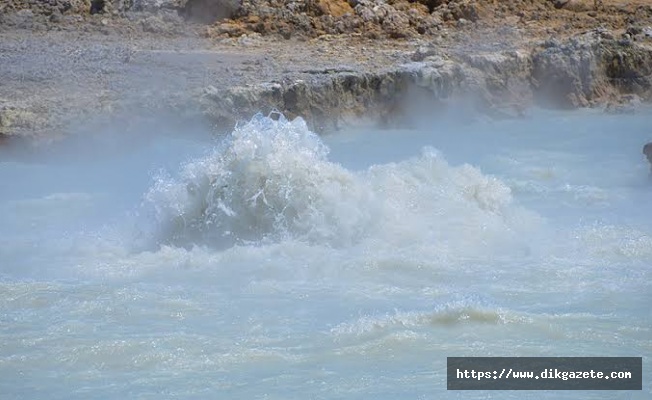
(1, 110), (650, 399)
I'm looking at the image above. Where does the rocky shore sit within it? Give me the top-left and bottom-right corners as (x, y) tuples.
(0, 0), (651, 141)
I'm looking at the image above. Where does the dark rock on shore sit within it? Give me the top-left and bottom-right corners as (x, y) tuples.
(644, 142), (652, 170)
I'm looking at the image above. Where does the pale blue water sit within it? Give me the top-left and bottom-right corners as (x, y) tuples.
(0, 109), (650, 399)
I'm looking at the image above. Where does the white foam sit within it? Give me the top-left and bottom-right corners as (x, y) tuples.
(330, 302), (530, 339)
(144, 114), (378, 248)
(143, 114), (536, 255)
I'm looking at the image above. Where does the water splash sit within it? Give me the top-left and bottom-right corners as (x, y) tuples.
(144, 114), (377, 248)
(143, 114), (533, 251)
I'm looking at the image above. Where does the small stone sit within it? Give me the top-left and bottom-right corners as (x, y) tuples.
(644, 27), (652, 38)
(643, 143), (652, 170)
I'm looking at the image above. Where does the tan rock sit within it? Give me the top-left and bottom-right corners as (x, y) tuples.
(316, 0), (353, 17)
(244, 15), (260, 24)
(69, 0), (91, 14)
(216, 21), (246, 37)
(0, 108), (39, 135)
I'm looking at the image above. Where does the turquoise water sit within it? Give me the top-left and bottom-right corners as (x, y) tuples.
(0, 110), (650, 399)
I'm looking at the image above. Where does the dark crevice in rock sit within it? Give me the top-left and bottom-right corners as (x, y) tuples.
(301, 68), (358, 75)
(90, 0), (105, 14)
(410, 0), (446, 13)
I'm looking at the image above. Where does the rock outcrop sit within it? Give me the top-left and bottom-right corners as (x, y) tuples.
(532, 30), (652, 108)
(644, 142), (652, 170)
(196, 30), (652, 132)
(204, 0), (482, 39)
(2, 0), (650, 41)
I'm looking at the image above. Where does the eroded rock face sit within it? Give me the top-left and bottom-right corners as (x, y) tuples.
(603, 41), (652, 98)
(199, 71), (411, 132)
(197, 47), (535, 132)
(194, 30), (652, 134)
(532, 30), (652, 108)
(531, 31), (606, 108)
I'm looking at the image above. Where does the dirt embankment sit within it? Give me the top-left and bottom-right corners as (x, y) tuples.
(204, 0), (652, 40)
(0, 0), (651, 140)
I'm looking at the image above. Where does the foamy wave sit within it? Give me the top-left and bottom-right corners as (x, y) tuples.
(331, 302), (529, 338)
(143, 114), (532, 250)
(145, 114), (377, 247)
(367, 147), (513, 213)
(573, 224), (652, 260)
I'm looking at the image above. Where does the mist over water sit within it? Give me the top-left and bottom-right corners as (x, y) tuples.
(1, 110), (650, 399)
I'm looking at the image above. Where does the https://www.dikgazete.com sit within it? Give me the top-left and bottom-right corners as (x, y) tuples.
(447, 357), (642, 390)
(455, 367), (633, 381)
